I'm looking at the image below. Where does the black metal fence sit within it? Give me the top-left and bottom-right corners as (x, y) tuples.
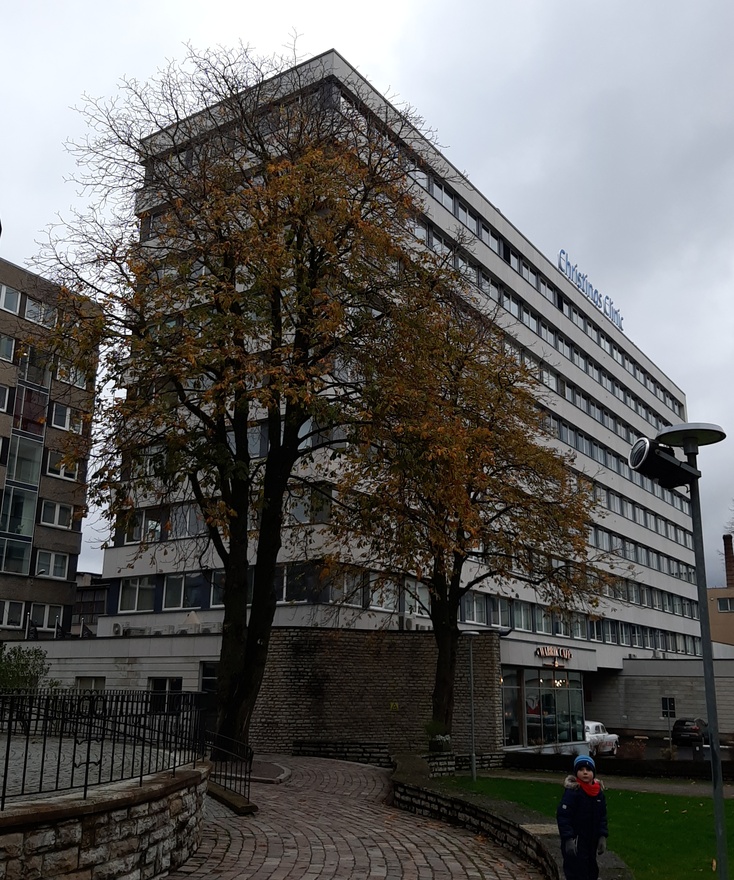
(205, 730), (254, 802)
(0, 688), (207, 809)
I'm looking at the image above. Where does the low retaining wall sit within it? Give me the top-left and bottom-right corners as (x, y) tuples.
(292, 740), (394, 768)
(392, 756), (559, 880)
(425, 752), (505, 777)
(0, 763), (210, 880)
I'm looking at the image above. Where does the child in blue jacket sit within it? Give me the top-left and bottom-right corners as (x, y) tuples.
(556, 754), (608, 880)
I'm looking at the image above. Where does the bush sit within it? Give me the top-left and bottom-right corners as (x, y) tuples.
(0, 645), (51, 688)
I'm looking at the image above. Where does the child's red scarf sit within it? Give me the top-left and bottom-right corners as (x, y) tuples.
(579, 779), (601, 796)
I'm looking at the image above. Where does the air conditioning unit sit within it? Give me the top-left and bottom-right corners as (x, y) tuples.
(404, 617), (413, 631)
(112, 622), (123, 636)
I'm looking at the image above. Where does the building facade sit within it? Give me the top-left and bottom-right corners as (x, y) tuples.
(0, 258), (92, 639)
(43, 51), (705, 747)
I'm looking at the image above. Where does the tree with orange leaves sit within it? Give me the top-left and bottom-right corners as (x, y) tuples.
(332, 290), (611, 735)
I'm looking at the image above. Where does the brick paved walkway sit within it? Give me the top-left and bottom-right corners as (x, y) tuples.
(168, 756), (546, 879)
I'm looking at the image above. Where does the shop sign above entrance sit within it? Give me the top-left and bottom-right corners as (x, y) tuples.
(535, 645), (572, 661)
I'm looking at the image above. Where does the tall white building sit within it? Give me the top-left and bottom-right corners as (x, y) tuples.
(54, 51), (699, 746)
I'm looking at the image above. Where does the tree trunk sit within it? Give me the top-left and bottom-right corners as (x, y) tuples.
(216, 449), (291, 743)
(431, 622), (460, 734)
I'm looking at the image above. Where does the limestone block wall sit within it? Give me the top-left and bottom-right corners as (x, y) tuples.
(249, 628), (502, 755)
(0, 764), (209, 880)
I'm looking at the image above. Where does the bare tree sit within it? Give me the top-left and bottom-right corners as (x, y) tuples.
(40, 44), (457, 740)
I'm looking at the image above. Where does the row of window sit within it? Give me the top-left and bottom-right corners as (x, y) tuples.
(462, 593), (701, 655)
(0, 284), (56, 328)
(416, 219), (677, 440)
(0, 539), (70, 578)
(0, 338), (87, 392)
(118, 564), (400, 614)
(6, 386), (83, 437)
(6, 434), (79, 484)
(123, 484), (333, 547)
(599, 486), (692, 550)
(0, 598), (65, 630)
(546, 413), (691, 517)
(589, 524), (696, 583)
(540, 346), (667, 442)
(604, 578), (698, 617)
(414, 175), (683, 418)
(0, 486), (75, 537)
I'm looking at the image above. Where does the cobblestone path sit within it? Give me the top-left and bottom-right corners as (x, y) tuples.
(167, 756), (546, 880)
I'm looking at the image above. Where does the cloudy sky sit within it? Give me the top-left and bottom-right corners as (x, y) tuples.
(2, 0), (733, 580)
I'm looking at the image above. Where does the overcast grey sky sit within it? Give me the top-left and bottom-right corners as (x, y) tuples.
(1, 0), (733, 579)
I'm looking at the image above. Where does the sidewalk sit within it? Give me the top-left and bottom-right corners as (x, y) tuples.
(486, 767), (734, 798)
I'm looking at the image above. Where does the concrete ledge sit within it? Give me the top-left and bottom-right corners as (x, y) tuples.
(207, 781), (258, 815)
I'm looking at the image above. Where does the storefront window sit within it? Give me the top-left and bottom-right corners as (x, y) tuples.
(502, 667), (584, 748)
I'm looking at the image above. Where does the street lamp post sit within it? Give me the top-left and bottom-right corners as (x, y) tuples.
(631, 422), (727, 880)
(464, 630), (479, 782)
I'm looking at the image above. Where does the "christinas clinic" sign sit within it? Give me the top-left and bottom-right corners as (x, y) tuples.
(558, 249), (624, 332)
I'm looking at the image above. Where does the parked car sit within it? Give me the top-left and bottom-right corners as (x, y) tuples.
(584, 720), (620, 756)
(671, 718), (709, 745)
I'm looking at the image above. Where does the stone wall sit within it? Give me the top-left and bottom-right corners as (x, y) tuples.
(392, 778), (559, 880)
(249, 628), (502, 755)
(0, 764), (209, 880)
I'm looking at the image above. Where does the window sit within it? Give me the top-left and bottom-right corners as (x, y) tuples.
(0, 487), (37, 536)
(465, 591), (487, 624)
(718, 598), (733, 612)
(210, 570), (225, 607)
(72, 587), (106, 626)
(13, 388), (47, 435)
(514, 601), (533, 631)
(534, 606), (553, 634)
(40, 500), (74, 529)
(76, 676), (105, 690)
(51, 403), (82, 433)
(56, 359), (87, 388)
(30, 602), (63, 630)
(247, 422), (269, 458)
(36, 550), (69, 579)
(148, 677), (182, 713)
(119, 575), (156, 612)
(369, 574), (398, 610)
(47, 451), (78, 480)
(163, 572), (207, 609)
(18, 347), (51, 386)
(0, 285), (20, 314)
(287, 562), (327, 603)
(0, 599), (23, 628)
(0, 385), (9, 413)
(589, 619), (603, 642)
(288, 484), (333, 525)
(25, 298), (56, 327)
(125, 508), (163, 544)
(169, 503), (206, 539)
(0, 539), (31, 575)
(0, 335), (14, 362)
(489, 596), (510, 628)
(572, 613), (587, 639)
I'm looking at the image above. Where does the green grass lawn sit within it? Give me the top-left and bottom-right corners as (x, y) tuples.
(454, 776), (733, 879)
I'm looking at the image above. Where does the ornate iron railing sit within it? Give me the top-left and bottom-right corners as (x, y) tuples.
(0, 688), (207, 809)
